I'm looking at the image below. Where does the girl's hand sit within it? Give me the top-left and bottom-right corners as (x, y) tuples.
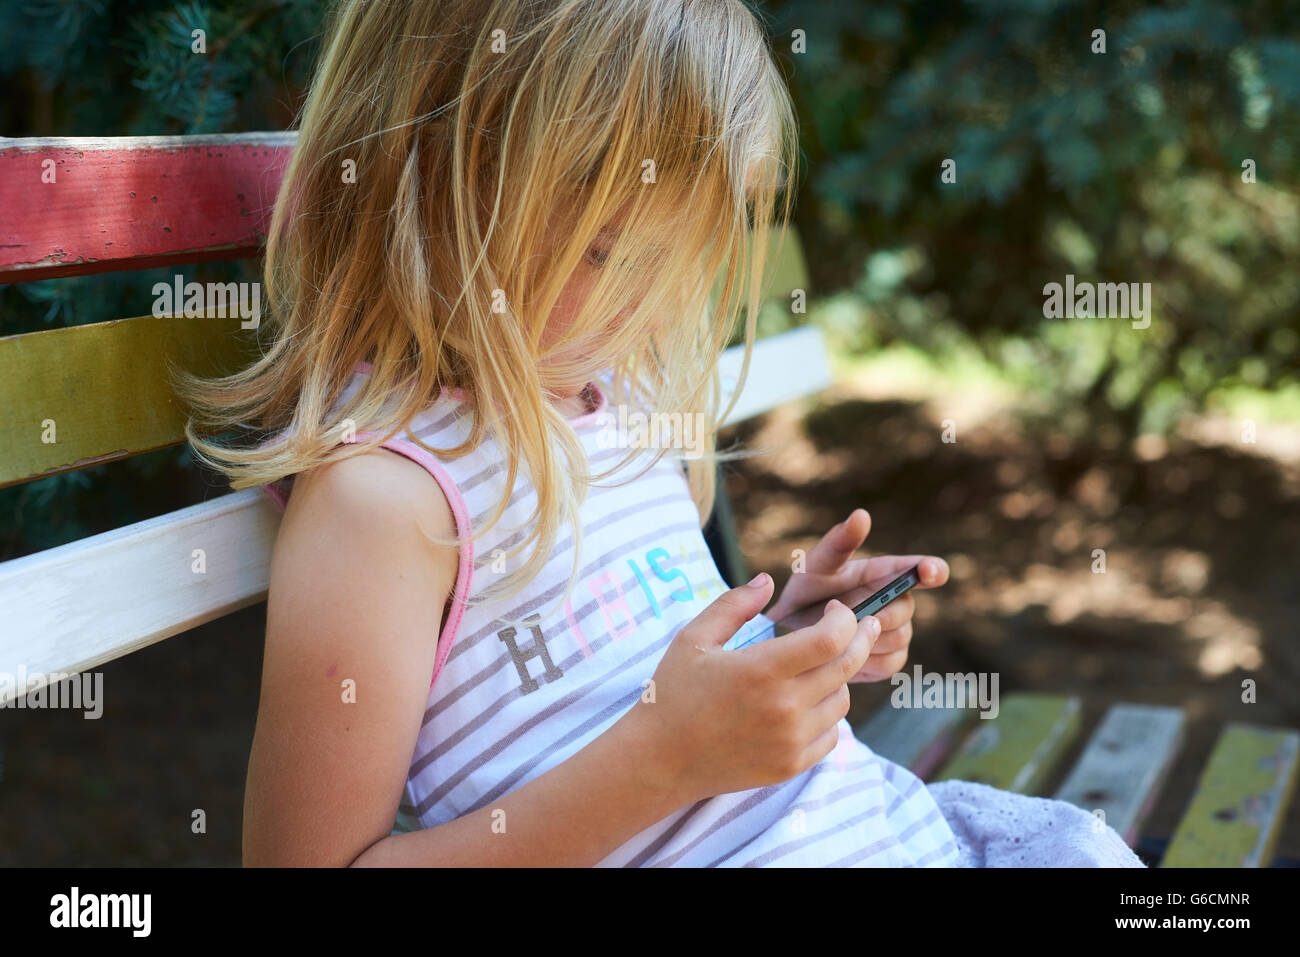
(623, 573), (876, 805)
(763, 508), (949, 684)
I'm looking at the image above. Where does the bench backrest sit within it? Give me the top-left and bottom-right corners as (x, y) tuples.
(0, 132), (825, 704)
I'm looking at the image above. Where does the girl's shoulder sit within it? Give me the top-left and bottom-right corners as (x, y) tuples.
(287, 440), (456, 539)
(268, 436), (461, 643)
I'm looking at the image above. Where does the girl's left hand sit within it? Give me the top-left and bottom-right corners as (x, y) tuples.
(763, 508), (949, 683)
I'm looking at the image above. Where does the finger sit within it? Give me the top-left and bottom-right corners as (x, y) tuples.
(683, 572), (774, 649)
(793, 612), (879, 699)
(857, 555), (949, 589)
(872, 591), (915, 633)
(801, 683), (852, 743)
(850, 647), (911, 683)
(802, 508), (872, 577)
(868, 620), (913, 655)
(917, 556), (949, 588)
(797, 721), (844, 774)
(754, 598), (860, 676)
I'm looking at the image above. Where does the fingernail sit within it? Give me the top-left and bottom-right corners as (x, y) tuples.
(746, 572), (770, 589)
(824, 599), (841, 615)
(866, 616), (881, 637)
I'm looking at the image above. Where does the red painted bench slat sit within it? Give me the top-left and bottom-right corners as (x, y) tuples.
(0, 133), (294, 284)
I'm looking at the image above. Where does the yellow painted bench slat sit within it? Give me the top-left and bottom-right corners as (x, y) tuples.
(0, 314), (256, 488)
(1161, 723), (1300, 868)
(933, 693), (1082, 795)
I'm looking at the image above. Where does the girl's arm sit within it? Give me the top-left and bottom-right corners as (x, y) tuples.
(242, 449), (691, 867)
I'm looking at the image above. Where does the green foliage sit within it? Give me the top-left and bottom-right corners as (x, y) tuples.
(0, 0), (328, 134)
(766, 0), (1300, 432)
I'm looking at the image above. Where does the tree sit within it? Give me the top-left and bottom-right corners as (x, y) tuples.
(763, 0), (1300, 432)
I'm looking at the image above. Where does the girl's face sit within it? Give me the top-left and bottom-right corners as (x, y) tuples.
(539, 215), (658, 398)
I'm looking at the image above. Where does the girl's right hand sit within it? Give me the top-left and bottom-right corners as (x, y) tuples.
(623, 572), (880, 806)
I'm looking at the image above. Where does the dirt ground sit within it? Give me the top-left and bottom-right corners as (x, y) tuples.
(2, 376), (1297, 865)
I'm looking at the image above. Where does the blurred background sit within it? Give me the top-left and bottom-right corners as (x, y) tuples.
(0, 0), (1297, 865)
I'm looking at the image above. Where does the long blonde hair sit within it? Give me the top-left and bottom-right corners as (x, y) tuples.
(180, 0), (798, 611)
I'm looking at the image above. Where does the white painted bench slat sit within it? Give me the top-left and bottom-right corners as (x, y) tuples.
(1053, 704), (1185, 846)
(719, 326), (831, 426)
(0, 489), (278, 705)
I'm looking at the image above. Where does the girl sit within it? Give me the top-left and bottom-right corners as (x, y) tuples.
(183, 0), (1143, 867)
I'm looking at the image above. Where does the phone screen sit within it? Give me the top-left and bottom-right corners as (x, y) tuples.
(724, 565), (922, 651)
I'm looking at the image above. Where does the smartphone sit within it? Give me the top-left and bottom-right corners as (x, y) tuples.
(725, 565), (922, 651)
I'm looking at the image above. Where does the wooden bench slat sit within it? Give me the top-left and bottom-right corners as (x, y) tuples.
(933, 693), (1082, 794)
(1160, 723), (1300, 867)
(0, 488), (278, 706)
(1053, 704), (1185, 846)
(0, 133), (294, 283)
(0, 327), (832, 693)
(854, 704), (975, 779)
(0, 314), (256, 488)
(719, 325), (828, 425)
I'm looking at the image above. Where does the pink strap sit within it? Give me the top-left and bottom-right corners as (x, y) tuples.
(353, 432), (475, 693)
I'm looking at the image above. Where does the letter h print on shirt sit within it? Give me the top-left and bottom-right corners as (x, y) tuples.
(497, 617), (563, 695)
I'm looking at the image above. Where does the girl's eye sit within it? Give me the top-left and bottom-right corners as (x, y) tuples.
(586, 246), (610, 267)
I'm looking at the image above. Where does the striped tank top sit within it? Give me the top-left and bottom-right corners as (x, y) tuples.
(267, 363), (961, 866)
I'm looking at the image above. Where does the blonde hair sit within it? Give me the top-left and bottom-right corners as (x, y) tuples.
(180, 0), (798, 614)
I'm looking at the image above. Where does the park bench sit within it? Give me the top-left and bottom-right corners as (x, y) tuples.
(1, 133), (1296, 868)
(855, 694), (1297, 866)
